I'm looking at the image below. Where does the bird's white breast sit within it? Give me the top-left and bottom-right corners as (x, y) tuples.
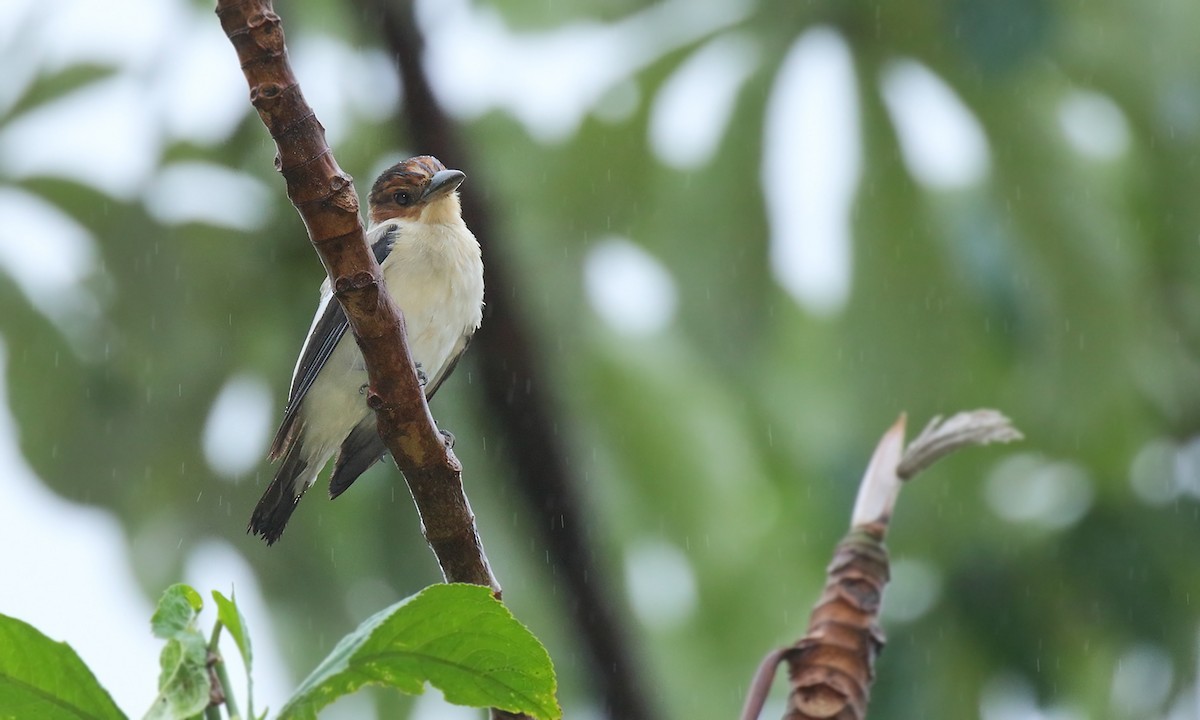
(379, 219), (484, 375)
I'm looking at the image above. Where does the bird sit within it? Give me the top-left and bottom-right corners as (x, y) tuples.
(248, 155), (484, 545)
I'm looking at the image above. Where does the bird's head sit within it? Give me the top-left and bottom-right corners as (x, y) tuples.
(367, 155), (466, 227)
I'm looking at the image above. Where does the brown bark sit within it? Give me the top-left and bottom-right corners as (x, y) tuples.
(214, 0), (497, 592)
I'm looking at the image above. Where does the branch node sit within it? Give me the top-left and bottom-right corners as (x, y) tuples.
(366, 392), (385, 410)
(329, 175), (358, 213)
(333, 271), (376, 295)
(247, 12), (284, 54)
(249, 82), (283, 104)
(247, 10), (280, 28)
(792, 671), (852, 717)
(352, 270), (374, 289)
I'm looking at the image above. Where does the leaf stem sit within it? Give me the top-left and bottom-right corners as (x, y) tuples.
(208, 621), (243, 720)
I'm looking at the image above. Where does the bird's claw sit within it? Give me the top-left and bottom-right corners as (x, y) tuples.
(358, 383), (369, 395)
(439, 428), (456, 449)
(415, 362), (428, 387)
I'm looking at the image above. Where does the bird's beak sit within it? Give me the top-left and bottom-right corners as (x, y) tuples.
(422, 169), (466, 201)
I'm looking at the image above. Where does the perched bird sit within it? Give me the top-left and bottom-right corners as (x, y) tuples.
(249, 155), (484, 545)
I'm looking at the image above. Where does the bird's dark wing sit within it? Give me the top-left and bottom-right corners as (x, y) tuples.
(268, 225), (400, 459)
(267, 300), (347, 459)
(328, 416), (388, 498)
(423, 331), (473, 400)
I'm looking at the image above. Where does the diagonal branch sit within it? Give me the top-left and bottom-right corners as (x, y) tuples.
(214, 0), (497, 592)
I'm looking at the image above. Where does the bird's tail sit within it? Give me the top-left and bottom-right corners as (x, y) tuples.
(248, 440), (315, 545)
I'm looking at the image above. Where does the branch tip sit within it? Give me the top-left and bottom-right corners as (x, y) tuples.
(849, 415), (906, 529)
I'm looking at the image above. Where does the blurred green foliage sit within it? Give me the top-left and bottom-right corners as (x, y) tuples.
(3, 0), (1200, 718)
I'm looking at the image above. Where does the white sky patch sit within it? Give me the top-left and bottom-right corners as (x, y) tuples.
(0, 75), (160, 199)
(880, 59), (991, 189)
(1137, 435), (1200, 507)
(624, 539), (698, 630)
(649, 32), (759, 170)
(290, 38), (402, 147)
(415, 0), (750, 142)
(144, 162), (273, 231)
(584, 237), (678, 336)
(289, 37), (359, 147)
(985, 454), (1093, 530)
(183, 540), (293, 715)
(38, 0), (184, 73)
(348, 49), (405, 124)
(1112, 644), (1174, 716)
(762, 27), (860, 316)
(1129, 437), (1176, 506)
(408, 688), (483, 720)
(1058, 89), (1131, 161)
(203, 374), (274, 480)
(0, 188), (100, 325)
(882, 557), (941, 624)
(0, 0), (36, 60)
(0, 0), (41, 116)
(0, 339), (162, 713)
(1173, 435), (1200, 500)
(150, 14), (250, 147)
(981, 674), (1086, 720)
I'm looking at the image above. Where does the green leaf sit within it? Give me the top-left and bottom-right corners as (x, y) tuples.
(0, 613), (126, 720)
(150, 584), (203, 640)
(212, 589), (255, 718)
(278, 584), (560, 720)
(210, 591), (250, 668)
(144, 585), (211, 720)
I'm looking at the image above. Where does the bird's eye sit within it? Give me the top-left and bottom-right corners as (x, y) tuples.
(392, 191), (413, 207)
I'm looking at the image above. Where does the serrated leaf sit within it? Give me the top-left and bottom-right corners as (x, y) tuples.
(144, 634), (209, 720)
(212, 589), (255, 718)
(0, 613), (126, 720)
(150, 584), (203, 640)
(278, 584), (560, 720)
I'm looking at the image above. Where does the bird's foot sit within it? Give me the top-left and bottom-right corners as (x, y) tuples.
(358, 383), (369, 395)
(415, 362), (428, 387)
(439, 428), (456, 449)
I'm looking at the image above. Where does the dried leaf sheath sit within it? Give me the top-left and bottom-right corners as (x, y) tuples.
(783, 527), (888, 720)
